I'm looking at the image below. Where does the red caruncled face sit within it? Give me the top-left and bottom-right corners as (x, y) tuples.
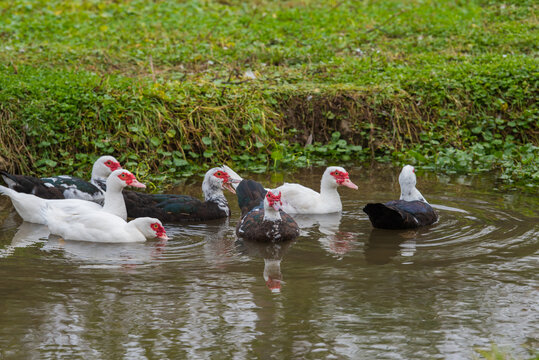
(117, 171), (136, 185)
(213, 170), (230, 183)
(266, 191), (282, 207)
(213, 170), (236, 194)
(151, 222), (167, 238)
(104, 159), (121, 171)
(330, 170), (350, 185)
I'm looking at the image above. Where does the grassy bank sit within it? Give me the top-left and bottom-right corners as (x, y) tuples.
(0, 0), (537, 187)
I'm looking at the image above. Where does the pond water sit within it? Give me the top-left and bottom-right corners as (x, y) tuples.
(0, 165), (537, 359)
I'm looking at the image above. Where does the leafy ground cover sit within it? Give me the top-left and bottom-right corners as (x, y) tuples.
(0, 0), (537, 187)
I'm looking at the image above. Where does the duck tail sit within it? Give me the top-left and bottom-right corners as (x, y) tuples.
(363, 203), (417, 229)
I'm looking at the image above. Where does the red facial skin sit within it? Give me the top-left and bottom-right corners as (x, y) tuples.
(330, 170), (358, 190)
(266, 191), (282, 211)
(117, 172), (136, 185)
(104, 160), (121, 171)
(214, 170), (236, 194)
(151, 222), (168, 239)
(117, 172), (146, 188)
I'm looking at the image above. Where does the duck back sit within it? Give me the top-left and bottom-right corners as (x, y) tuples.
(1, 171), (65, 199)
(123, 191), (228, 222)
(236, 205), (299, 242)
(363, 200), (438, 229)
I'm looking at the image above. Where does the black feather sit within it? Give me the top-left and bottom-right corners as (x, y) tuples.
(123, 190), (229, 222)
(234, 179), (299, 242)
(1, 171), (64, 199)
(235, 179), (267, 216)
(363, 200), (438, 229)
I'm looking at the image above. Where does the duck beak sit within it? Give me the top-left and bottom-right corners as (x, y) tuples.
(157, 233), (169, 240)
(341, 179), (358, 190)
(129, 179), (146, 189)
(223, 182), (236, 194)
(271, 202), (282, 212)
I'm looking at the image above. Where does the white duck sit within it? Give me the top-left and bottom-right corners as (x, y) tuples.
(1, 155), (122, 202)
(399, 165), (427, 203)
(43, 204), (168, 243)
(0, 169), (145, 224)
(275, 166), (358, 214)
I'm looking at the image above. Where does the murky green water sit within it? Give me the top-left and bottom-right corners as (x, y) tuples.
(0, 166), (537, 359)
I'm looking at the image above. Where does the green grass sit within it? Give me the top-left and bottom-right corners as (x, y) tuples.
(0, 0), (537, 187)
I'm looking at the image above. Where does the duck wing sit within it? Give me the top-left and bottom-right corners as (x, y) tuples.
(363, 200), (438, 229)
(123, 190), (227, 222)
(1, 171), (64, 199)
(275, 183), (321, 213)
(45, 206), (130, 242)
(41, 175), (103, 201)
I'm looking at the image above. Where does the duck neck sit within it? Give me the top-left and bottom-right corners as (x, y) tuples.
(102, 182), (127, 220)
(125, 220), (147, 242)
(400, 185), (427, 203)
(319, 181), (342, 210)
(203, 181), (229, 215)
(264, 205), (282, 221)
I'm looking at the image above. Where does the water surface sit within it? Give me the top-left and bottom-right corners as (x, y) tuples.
(0, 166), (537, 359)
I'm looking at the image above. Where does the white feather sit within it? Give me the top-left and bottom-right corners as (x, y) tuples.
(43, 204), (162, 243)
(275, 166), (355, 214)
(399, 165), (428, 203)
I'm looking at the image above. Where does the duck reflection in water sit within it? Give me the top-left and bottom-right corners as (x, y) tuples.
(41, 233), (169, 270)
(0, 221), (50, 258)
(293, 212), (356, 257)
(202, 219), (238, 268)
(364, 228), (419, 265)
(235, 239), (296, 293)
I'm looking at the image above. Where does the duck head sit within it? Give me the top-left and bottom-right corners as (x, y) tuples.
(265, 190), (282, 211)
(132, 217), (169, 240)
(324, 166), (358, 190)
(107, 169), (146, 191)
(203, 167), (237, 200)
(92, 155), (122, 179)
(398, 165), (428, 202)
(399, 165), (417, 193)
(262, 190), (283, 221)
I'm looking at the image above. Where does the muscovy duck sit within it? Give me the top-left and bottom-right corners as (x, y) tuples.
(235, 179), (299, 242)
(274, 166), (358, 214)
(0, 169), (145, 224)
(363, 165), (438, 229)
(122, 167), (239, 222)
(43, 204), (168, 243)
(0, 155), (121, 202)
